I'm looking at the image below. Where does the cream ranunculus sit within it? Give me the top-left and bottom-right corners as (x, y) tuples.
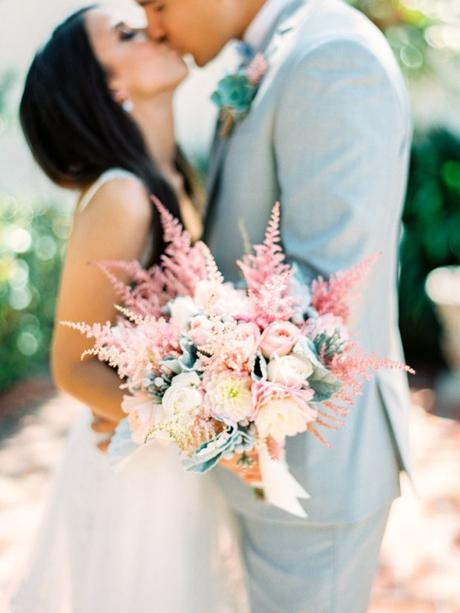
(206, 372), (254, 423)
(162, 372), (203, 421)
(259, 321), (301, 359)
(121, 393), (163, 444)
(267, 355), (314, 386)
(255, 395), (317, 443)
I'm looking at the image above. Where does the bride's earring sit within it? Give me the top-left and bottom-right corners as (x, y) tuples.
(122, 98), (134, 113)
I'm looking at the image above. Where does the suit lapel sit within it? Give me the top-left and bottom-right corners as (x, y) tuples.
(203, 127), (231, 240)
(203, 0), (312, 240)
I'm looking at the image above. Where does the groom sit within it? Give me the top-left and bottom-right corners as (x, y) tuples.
(138, 0), (413, 611)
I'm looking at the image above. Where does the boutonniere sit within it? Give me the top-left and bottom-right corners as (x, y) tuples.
(211, 53), (269, 139)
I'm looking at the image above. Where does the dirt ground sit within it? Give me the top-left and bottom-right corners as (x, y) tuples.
(0, 378), (459, 612)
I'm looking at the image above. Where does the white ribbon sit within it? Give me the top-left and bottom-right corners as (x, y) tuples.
(257, 444), (310, 518)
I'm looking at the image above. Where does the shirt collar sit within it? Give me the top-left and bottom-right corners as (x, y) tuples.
(243, 0), (290, 51)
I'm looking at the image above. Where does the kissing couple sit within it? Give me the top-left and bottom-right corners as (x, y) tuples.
(13, 1), (412, 612)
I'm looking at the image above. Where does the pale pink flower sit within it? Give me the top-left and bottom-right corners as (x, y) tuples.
(198, 320), (259, 373)
(259, 321), (301, 358)
(231, 322), (261, 367)
(255, 388), (317, 443)
(188, 315), (214, 347)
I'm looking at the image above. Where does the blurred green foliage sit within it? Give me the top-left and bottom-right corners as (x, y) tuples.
(399, 129), (460, 362)
(0, 197), (71, 391)
(350, 0), (460, 80)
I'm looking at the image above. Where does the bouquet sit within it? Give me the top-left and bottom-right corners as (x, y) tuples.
(65, 201), (413, 517)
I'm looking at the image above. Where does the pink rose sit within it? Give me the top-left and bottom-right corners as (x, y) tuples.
(259, 321), (301, 359)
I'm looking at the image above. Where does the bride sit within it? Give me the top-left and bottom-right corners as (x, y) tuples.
(12, 6), (249, 612)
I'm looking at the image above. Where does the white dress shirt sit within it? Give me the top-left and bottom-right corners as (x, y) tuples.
(244, 0), (290, 51)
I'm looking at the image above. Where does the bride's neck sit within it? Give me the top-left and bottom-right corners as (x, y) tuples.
(132, 93), (177, 179)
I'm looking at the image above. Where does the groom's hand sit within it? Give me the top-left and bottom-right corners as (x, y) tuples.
(220, 449), (262, 486)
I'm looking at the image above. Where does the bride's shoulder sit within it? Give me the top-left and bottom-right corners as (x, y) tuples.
(76, 169), (151, 226)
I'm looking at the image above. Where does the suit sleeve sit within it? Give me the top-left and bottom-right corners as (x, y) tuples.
(273, 37), (410, 281)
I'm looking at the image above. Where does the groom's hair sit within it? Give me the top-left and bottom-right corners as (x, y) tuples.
(19, 6), (197, 265)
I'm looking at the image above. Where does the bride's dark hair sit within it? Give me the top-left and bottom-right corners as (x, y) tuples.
(19, 6), (198, 264)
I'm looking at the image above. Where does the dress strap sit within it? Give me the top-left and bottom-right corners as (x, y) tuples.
(77, 168), (139, 214)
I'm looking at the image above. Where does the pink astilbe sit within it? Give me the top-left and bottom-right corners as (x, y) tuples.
(237, 203), (290, 293)
(252, 271), (297, 328)
(328, 341), (415, 404)
(238, 203), (296, 326)
(311, 253), (381, 322)
(96, 260), (168, 318)
(153, 198), (208, 297)
(62, 315), (181, 390)
(200, 244), (224, 285)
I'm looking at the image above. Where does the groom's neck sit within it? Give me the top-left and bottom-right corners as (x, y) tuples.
(235, 0), (267, 39)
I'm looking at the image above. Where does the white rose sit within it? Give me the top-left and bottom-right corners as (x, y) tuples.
(256, 396), (317, 442)
(162, 372), (203, 419)
(169, 296), (198, 329)
(267, 355), (314, 386)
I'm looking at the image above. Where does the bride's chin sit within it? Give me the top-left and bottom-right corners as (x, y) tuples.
(173, 64), (190, 87)
(178, 58), (190, 78)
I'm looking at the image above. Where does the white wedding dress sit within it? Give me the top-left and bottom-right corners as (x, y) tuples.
(10, 170), (249, 613)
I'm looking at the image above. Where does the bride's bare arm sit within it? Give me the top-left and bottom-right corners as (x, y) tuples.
(51, 178), (152, 424)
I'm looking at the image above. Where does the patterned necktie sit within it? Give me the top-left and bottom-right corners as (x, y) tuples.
(235, 40), (255, 69)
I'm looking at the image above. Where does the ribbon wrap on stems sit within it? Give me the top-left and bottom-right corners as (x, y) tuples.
(257, 443), (310, 518)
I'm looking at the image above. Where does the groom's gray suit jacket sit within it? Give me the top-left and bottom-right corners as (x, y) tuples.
(206, 0), (413, 524)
